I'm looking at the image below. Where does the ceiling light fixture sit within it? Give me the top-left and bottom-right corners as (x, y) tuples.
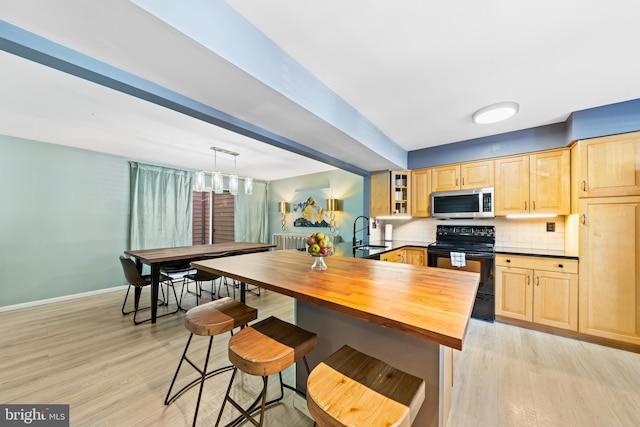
(229, 154), (239, 196)
(194, 171), (205, 192)
(212, 148), (224, 194)
(194, 147), (254, 196)
(472, 101), (519, 124)
(244, 177), (253, 196)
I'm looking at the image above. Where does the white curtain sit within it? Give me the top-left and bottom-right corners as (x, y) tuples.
(234, 180), (268, 242)
(129, 162), (193, 250)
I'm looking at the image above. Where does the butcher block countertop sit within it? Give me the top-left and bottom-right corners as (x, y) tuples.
(192, 249), (479, 350)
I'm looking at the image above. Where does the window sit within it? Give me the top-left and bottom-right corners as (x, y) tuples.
(192, 191), (210, 245)
(212, 192), (234, 243)
(192, 191), (235, 245)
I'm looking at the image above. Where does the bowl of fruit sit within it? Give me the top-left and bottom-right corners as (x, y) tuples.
(305, 232), (333, 270)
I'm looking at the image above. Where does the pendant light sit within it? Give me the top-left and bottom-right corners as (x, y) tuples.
(244, 177), (253, 195)
(229, 154), (239, 196)
(212, 149), (223, 194)
(208, 146), (254, 195)
(194, 171), (205, 192)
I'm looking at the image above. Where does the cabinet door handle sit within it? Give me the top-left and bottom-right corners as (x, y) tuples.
(536, 276), (540, 286)
(581, 214), (586, 225)
(524, 201), (528, 210)
(532, 201), (536, 210)
(527, 276), (530, 285)
(456, 178), (459, 186)
(582, 180), (587, 192)
(558, 264), (564, 268)
(506, 259), (511, 263)
(462, 177), (465, 186)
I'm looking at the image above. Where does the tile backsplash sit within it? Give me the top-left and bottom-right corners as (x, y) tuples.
(372, 217), (566, 251)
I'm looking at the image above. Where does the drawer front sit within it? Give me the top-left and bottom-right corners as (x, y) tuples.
(496, 254), (578, 274)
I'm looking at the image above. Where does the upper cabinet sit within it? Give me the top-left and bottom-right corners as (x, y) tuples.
(370, 170), (411, 217)
(494, 155), (530, 215)
(573, 131), (640, 199)
(461, 160), (494, 190)
(370, 170), (391, 218)
(431, 160), (494, 193)
(391, 171), (411, 216)
(431, 164), (459, 192)
(495, 149), (570, 216)
(411, 168), (431, 217)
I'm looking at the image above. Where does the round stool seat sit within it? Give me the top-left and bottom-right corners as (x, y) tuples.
(185, 297), (258, 337)
(165, 297), (258, 427)
(228, 316), (317, 377)
(307, 345), (426, 427)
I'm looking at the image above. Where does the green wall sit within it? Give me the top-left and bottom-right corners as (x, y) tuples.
(0, 135), (130, 307)
(268, 169), (364, 244)
(0, 135), (364, 308)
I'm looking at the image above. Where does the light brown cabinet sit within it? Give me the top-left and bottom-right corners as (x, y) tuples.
(573, 131), (640, 200)
(391, 171), (411, 216)
(411, 168), (431, 217)
(380, 247), (426, 266)
(380, 248), (404, 263)
(370, 170), (411, 218)
(370, 170), (391, 218)
(404, 247), (427, 266)
(571, 132), (640, 347)
(494, 149), (570, 216)
(495, 255), (578, 331)
(431, 160), (494, 193)
(578, 196), (640, 345)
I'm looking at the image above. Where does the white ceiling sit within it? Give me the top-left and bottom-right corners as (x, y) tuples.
(1, 0), (640, 181)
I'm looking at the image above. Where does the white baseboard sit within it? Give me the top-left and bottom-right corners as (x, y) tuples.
(0, 285), (128, 313)
(293, 392), (312, 420)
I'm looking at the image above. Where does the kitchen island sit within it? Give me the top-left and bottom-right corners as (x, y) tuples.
(192, 249), (479, 427)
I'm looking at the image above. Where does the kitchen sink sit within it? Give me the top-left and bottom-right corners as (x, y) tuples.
(354, 244), (388, 250)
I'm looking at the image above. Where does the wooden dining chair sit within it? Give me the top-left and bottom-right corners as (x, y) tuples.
(119, 256), (179, 325)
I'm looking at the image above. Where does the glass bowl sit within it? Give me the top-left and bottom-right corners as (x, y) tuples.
(305, 234), (333, 270)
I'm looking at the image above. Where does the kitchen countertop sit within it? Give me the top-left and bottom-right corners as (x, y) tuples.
(337, 240), (579, 261)
(335, 240), (433, 259)
(495, 246), (579, 260)
(193, 249), (478, 349)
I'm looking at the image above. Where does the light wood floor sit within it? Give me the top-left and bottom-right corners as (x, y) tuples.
(0, 283), (313, 427)
(1, 283), (639, 427)
(449, 320), (640, 427)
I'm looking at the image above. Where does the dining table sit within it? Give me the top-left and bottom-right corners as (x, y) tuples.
(192, 249), (479, 427)
(124, 242), (275, 323)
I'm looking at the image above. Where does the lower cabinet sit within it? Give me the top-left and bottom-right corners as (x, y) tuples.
(495, 254), (578, 331)
(404, 247), (426, 266)
(380, 248), (404, 263)
(380, 247), (427, 266)
(578, 196), (640, 346)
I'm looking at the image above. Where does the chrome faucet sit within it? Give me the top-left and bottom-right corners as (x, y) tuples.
(352, 215), (370, 247)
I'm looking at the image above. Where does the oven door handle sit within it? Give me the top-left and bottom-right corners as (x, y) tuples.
(428, 249), (494, 259)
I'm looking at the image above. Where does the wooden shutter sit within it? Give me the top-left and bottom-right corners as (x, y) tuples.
(213, 192), (235, 243)
(192, 191), (211, 245)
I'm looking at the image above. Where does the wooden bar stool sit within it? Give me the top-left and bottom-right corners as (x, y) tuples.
(307, 345), (426, 427)
(164, 297), (258, 427)
(215, 316), (317, 427)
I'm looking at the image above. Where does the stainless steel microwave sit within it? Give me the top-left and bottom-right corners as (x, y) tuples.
(431, 187), (494, 219)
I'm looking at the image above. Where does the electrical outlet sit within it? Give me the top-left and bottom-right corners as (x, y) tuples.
(546, 222), (555, 232)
